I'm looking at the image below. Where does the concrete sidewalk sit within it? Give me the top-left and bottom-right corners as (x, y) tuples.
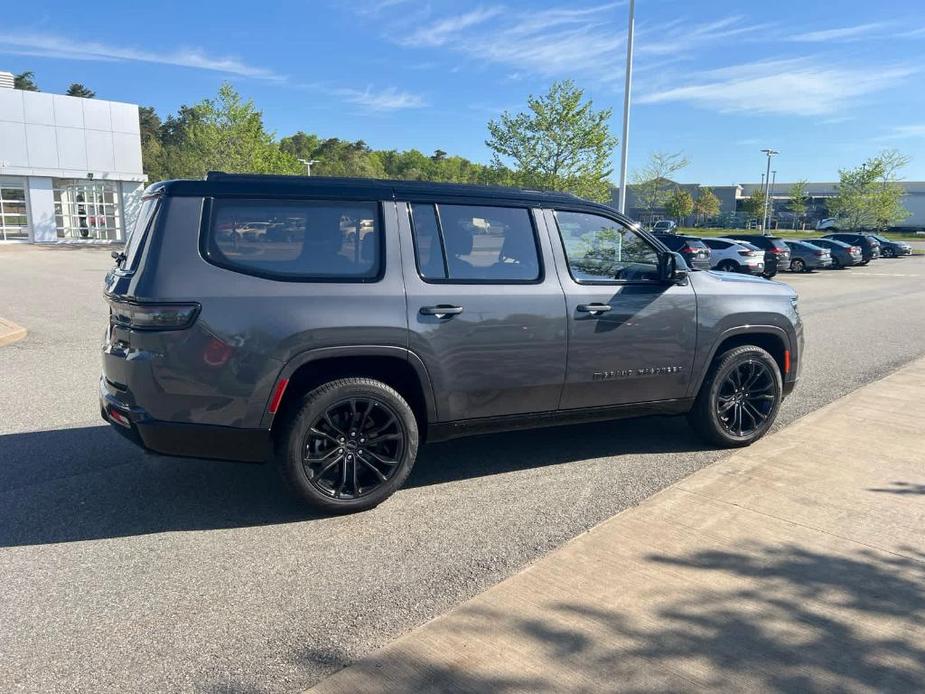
(311, 358), (925, 693)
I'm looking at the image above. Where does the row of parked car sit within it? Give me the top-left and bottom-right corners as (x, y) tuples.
(649, 222), (913, 278)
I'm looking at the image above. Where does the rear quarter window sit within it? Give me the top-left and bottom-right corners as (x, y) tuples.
(203, 199), (382, 281)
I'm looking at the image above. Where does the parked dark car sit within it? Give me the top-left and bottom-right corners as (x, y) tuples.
(784, 240), (833, 272)
(804, 238), (863, 268)
(868, 234), (912, 258)
(823, 233), (881, 264)
(723, 234), (792, 278)
(651, 232), (712, 270)
(101, 174), (802, 513)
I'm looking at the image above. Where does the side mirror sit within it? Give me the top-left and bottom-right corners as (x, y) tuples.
(663, 252), (689, 284)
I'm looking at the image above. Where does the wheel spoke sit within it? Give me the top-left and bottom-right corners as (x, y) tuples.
(306, 446), (342, 463)
(717, 397), (736, 414)
(358, 454), (388, 482)
(335, 458), (348, 498)
(314, 454), (344, 480)
(743, 400), (769, 423)
(363, 449), (399, 466)
(323, 412), (345, 436)
(309, 427), (341, 446)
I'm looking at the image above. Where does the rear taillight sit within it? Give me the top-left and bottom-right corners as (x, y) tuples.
(680, 245), (693, 254)
(108, 298), (200, 331)
(769, 246), (787, 254)
(814, 250), (825, 257)
(851, 246), (861, 254)
(738, 249), (758, 257)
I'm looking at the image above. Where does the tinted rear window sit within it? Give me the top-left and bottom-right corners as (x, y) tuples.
(204, 199), (381, 281)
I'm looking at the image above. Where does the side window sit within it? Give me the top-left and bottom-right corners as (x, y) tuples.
(555, 210), (660, 283)
(205, 199), (380, 281)
(409, 203), (540, 282)
(705, 239), (729, 250)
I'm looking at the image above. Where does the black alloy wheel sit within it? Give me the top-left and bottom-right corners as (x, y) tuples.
(714, 360), (776, 438)
(280, 378), (419, 513)
(791, 258), (806, 273)
(717, 259), (739, 272)
(302, 397), (405, 500)
(688, 345), (782, 447)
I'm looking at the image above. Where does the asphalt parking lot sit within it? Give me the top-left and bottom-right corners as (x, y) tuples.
(2, 245), (925, 693)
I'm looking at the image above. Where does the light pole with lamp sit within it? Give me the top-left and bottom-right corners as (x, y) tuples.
(616, 0), (635, 215)
(298, 158), (319, 176)
(760, 149), (778, 233)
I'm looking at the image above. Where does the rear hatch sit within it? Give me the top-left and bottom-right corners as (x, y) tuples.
(681, 238), (712, 268)
(767, 238), (791, 265)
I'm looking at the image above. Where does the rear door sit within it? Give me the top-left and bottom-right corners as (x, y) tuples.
(397, 199), (567, 422)
(545, 208), (697, 409)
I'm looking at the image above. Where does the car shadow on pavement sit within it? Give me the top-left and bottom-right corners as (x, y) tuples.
(312, 542), (925, 692)
(867, 481), (925, 495)
(0, 415), (711, 547)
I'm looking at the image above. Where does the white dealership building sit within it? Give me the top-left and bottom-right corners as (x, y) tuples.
(0, 71), (145, 243)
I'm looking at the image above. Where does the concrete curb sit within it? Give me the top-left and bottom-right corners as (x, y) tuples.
(0, 317), (26, 347)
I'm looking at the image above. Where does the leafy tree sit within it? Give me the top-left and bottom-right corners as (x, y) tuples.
(742, 188), (768, 223)
(693, 186), (720, 225)
(869, 150), (911, 231)
(66, 83), (95, 98)
(14, 71), (39, 91)
(486, 80), (617, 202)
(787, 180), (809, 229)
(630, 151), (689, 219)
(138, 106), (164, 178)
(829, 151), (910, 231)
(664, 188), (694, 223)
(154, 83), (300, 180)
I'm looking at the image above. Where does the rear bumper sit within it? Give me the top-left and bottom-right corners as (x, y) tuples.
(100, 378), (271, 463)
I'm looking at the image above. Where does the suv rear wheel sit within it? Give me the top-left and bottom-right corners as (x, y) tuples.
(278, 378), (419, 513)
(688, 345), (782, 447)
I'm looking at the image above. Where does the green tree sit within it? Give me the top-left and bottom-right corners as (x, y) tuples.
(742, 188), (768, 224)
(828, 151), (910, 232)
(664, 187), (694, 223)
(14, 71), (39, 91)
(138, 106), (164, 178)
(869, 150), (911, 231)
(66, 83), (95, 98)
(486, 80), (617, 201)
(787, 180), (809, 229)
(693, 186), (720, 225)
(630, 151), (689, 220)
(155, 83), (300, 180)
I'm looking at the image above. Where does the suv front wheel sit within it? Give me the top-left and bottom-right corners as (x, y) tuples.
(278, 378), (419, 513)
(688, 345), (782, 447)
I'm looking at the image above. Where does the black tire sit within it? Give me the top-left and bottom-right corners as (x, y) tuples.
(882, 247), (895, 258)
(688, 345), (783, 448)
(860, 259), (870, 265)
(717, 259), (739, 272)
(278, 378), (419, 513)
(791, 258), (806, 273)
(831, 256), (842, 269)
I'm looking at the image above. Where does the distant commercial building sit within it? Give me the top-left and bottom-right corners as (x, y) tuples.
(0, 70), (145, 243)
(613, 180), (925, 229)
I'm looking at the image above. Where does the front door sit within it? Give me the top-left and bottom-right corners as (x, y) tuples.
(397, 200), (567, 422)
(545, 209), (697, 410)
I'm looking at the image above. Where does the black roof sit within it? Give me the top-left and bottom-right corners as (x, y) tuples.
(146, 172), (615, 213)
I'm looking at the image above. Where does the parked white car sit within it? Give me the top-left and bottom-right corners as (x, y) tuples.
(701, 237), (765, 275)
(816, 217), (839, 231)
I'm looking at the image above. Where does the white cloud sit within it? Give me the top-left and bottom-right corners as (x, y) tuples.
(380, 5), (771, 85)
(0, 31), (284, 81)
(636, 58), (915, 117)
(336, 85), (427, 111)
(878, 124), (925, 140)
(399, 7), (503, 48)
(789, 22), (890, 42)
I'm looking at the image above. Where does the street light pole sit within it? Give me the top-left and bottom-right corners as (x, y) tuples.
(298, 158), (318, 176)
(760, 149), (778, 233)
(617, 0), (635, 215)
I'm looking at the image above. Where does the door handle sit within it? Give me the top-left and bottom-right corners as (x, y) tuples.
(577, 303), (612, 315)
(420, 305), (464, 318)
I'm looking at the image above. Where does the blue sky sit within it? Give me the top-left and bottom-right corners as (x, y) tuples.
(3, 0), (925, 184)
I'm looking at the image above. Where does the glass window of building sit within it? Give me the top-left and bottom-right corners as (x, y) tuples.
(54, 180), (123, 241)
(0, 182), (29, 241)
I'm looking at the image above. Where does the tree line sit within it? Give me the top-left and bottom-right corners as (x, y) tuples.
(13, 70), (914, 228)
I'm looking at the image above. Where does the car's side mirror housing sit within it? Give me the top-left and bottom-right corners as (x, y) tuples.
(661, 252), (689, 284)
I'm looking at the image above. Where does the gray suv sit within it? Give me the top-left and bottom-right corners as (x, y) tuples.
(101, 174), (803, 513)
